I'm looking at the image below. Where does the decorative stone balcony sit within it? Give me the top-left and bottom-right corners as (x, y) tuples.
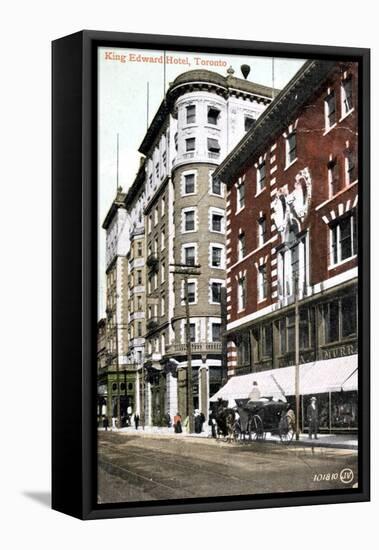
(166, 342), (222, 355)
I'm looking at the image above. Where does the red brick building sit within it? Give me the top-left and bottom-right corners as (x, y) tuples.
(213, 60), (358, 433)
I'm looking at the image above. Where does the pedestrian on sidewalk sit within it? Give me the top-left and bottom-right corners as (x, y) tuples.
(173, 412), (182, 433)
(165, 412), (171, 428)
(307, 396), (319, 439)
(194, 409), (202, 433)
(208, 409), (217, 438)
(134, 412), (140, 430)
(103, 415), (109, 431)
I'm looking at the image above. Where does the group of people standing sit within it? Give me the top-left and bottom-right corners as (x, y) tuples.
(173, 410), (206, 434)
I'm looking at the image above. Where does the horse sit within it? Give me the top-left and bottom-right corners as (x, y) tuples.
(214, 403), (238, 442)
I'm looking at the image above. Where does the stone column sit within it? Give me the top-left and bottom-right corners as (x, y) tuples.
(135, 370), (141, 415)
(199, 356), (209, 420)
(166, 372), (178, 420)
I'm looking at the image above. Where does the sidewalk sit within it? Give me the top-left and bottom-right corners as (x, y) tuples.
(99, 426), (357, 450)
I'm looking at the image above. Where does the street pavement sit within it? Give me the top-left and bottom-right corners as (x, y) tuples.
(97, 430), (358, 504)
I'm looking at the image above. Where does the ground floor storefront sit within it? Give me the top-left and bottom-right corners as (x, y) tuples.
(210, 354), (358, 433)
(140, 358), (224, 427)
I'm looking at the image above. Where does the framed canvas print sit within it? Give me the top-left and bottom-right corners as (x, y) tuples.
(52, 30), (370, 520)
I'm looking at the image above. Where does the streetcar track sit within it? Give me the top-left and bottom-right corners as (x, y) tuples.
(98, 458), (197, 498)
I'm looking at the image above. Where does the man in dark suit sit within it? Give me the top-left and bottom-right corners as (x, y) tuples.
(307, 396), (319, 439)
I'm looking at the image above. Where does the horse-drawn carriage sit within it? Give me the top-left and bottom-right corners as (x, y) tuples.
(235, 399), (296, 444)
(214, 398), (296, 444)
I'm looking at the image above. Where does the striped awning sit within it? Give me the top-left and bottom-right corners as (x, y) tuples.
(210, 355), (358, 402)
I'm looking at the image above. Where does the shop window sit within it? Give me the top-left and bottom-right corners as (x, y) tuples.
(262, 324), (273, 358)
(237, 333), (250, 366)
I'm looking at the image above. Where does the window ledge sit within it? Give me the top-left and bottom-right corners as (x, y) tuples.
(235, 206), (245, 215)
(323, 122), (337, 136)
(255, 186), (266, 198)
(315, 181), (357, 211)
(284, 158), (298, 172)
(328, 255), (357, 270)
(339, 108), (354, 122)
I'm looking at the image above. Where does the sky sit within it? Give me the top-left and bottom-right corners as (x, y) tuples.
(98, 46), (306, 318)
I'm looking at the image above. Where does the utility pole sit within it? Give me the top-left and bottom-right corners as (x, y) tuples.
(140, 360), (145, 430)
(294, 272), (300, 441)
(220, 286), (228, 386)
(115, 323), (121, 430)
(170, 263), (201, 434)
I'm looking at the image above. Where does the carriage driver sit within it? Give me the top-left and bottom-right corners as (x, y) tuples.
(247, 381), (261, 407)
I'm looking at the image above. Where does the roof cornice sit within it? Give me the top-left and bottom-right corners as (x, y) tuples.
(214, 60), (336, 184)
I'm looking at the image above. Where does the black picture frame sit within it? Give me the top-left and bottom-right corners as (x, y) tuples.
(52, 30), (370, 520)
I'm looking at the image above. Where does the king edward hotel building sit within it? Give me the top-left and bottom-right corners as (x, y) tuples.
(98, 59), (359, 434)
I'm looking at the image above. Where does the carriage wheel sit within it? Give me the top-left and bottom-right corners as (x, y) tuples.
(279, 414), (295, 444)
(250, 415), (265, 441)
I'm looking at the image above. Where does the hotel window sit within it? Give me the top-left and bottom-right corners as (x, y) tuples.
(161, 230), (165, 250)
(212, 176), (222, 196)
(238, 276), (246, 311)
(244, 116), (255, 132)
(237, 180), (245, 210)
(257, 264), (268, 302)
(184, 245), (196, 266)
(330, 211), (357, 265)
(148, 215), (152, 233)
(161, 262), (165, 283)
(183, 209), (196, 232)
(185, 323), (196, 343)
(137, 242), (143, 257)
(161, 295), (165, 316)
(162, 150), (167, 170)
(154, 237), (158, 255)
(258, 215), (266, 247)
(207, 138), (221, 157)
(328, 157), (339, 197)
(187, 282), (196, 303)
(341, 76), (353, 116)
(207, 107), (220, 125)
(184, 173), (195, 194)
(211, 246), (223, 268)
(161, 195), (165, 216)
(238, 232), (246, 260)
(286, 132), (297, 165)
(186, 105), (196, 124)
(211, 282), (222, 303)
(345, 150), (357, 185)
(153, 273), (158, 290)
(137, 295), (142, 311)
(325, 91), (336, 129)
(257, 161), (266, 193)
(279, 311), (311, 354)
(154, 207), (158, 226)
(137, 322), (142, 337)
(212, 323), (221, 342)
(211, 212), (224, 233)
(186, 137), (195, 152)
(155, 163), (159, 179)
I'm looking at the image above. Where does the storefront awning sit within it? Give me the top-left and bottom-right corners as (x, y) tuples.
(210, 355), (358, 402)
